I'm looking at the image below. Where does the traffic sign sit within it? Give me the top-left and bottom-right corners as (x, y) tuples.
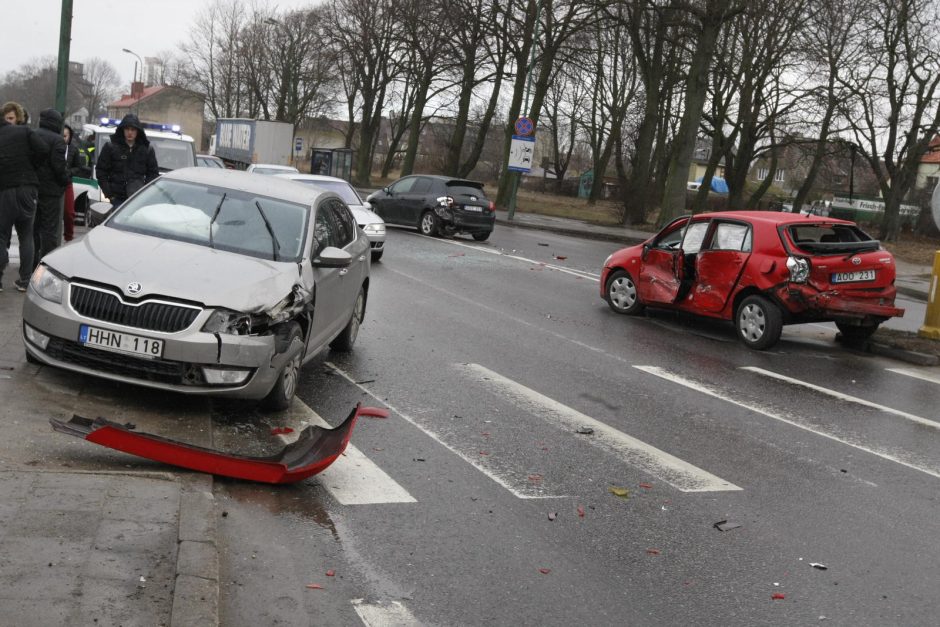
(514, 116), (535, 137)
(294, 137), (303, 153)
(508, 135), (536, 172)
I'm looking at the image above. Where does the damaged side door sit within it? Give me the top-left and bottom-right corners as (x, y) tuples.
(690, 220), (752, 314)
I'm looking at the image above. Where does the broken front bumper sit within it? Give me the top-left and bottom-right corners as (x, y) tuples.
(50, 403), (389, 484)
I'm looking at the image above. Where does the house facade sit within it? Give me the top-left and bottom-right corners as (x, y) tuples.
(109, 83), (205, 150)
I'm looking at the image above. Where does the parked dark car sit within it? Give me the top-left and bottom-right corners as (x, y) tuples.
(367, 175), (495, 241)
(600, 211), (905, 350)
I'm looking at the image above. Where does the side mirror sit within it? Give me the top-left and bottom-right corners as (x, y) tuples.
(88, 201), (114, 228)
(383, 186), (390, 194)
(641, 242), (651, 261)
(312, 246), (353, 268)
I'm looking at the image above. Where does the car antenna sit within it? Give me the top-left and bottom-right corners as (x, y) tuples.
(254, 200), (281, 261)
(209, 193), (227, 249)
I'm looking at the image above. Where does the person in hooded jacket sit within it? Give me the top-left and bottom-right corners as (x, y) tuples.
(0, 101), (47, 292)
(61, 124), (90, 242)
(32, 108), (70, 269)
(95, 114), (159, 208)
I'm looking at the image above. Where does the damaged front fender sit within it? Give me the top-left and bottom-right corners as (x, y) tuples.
(50, 403), (389, 484)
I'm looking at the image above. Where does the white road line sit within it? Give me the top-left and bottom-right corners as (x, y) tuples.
(887, 367), (940, 385)
(352, 599), (419, 626)
(281, 400), (416, 505)
(428, 236), (601, 281)
(636, 365), (940, 480)
(741, 366), (940, 430)
(463, 363), (741, 492)
(327, 363), (564, 499)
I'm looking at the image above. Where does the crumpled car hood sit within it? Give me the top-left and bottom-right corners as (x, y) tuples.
(44, 226), (301, 311)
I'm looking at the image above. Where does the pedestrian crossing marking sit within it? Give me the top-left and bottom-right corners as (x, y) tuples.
(463, 364), (741, 492)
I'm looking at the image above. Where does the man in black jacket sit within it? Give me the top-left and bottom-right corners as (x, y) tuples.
(0, 101), (48, 292)
(95, 114), (159, 208)
(33, 108), (70, 270)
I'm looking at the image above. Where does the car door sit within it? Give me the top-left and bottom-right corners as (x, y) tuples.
(690, 221), (752, 314)
(636, 219), (687, 305)
(402, 177), (434, 225)
(307, 203), (346, 351)
(375, 177), (418, 225)
(326, 198), (368, 315)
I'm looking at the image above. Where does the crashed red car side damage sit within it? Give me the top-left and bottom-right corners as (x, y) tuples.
(50, 403), (389, 484)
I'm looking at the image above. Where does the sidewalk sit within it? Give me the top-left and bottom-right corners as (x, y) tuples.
(0, 231), (219, 626)
(494, 209), (934, 302)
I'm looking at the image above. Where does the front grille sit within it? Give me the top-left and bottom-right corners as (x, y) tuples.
(44, 337), (196, 384)
(70, 285), (201, 333)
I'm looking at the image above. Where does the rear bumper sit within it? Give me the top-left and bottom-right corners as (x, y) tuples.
(776, 284), (905, 320)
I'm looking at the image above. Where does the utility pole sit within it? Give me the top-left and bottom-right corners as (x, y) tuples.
(54, 0), (74, 113)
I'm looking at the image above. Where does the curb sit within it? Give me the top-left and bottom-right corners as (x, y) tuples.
(895, 284), (930, 302)
(495, 218), (646, 245)
(866, 341), (939, 366)
(171, 473), (219, 627)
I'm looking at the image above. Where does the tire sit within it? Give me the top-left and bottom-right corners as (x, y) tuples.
(736, 295), (783, 350)
(604, 270), (644, 315)
(371, 249), (383, 262)
(836, 321), (879, 342)
(262, 322), (303, 411)
(472, 231), (491, 241)
(419, 211), (439, 236)
(330, 287), (365, 352)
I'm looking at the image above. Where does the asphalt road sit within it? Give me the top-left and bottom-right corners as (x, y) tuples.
(208, 225), (940, 626)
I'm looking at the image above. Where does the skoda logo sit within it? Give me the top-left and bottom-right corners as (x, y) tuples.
(126, 282), (142, 295)
(851, 256), (862, 266)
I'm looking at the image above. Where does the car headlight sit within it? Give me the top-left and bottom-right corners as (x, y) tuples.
(202, 309), (252, 335)
(786, 256), (810, 283)
(30, 265), (66, 303)
(363, 223), (385, 235)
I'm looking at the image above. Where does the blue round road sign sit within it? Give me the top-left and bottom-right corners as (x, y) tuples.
(514, 116), (534, 136)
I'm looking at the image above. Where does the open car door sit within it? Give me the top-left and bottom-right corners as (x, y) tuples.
(636, 218), (687, 305)
(691, 221), (752, 313)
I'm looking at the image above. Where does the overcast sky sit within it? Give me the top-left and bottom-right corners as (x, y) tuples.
(1, 0), (315, 85)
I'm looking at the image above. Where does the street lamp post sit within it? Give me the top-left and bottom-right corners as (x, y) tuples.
(122, 48), (143, 84)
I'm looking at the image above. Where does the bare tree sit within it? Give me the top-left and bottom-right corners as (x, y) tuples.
(840, 0), (940, 240)
(541, 64), (587, 190)
(82, 58), (121, 117)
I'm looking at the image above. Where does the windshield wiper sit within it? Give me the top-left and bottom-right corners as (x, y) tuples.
(254, 200), (281, 261)
(208, 193), (227, 249)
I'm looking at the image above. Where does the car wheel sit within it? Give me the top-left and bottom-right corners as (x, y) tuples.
(330, 287), (365, 352)
(736, 295), (782, 350)
(419, 211), (439, 236)
(371, 250), (384, 262)
(605, 270), (644, 315)
(472, 231), (491, 241)
(836, 321), (879, 342)
(262, 322), (303, 411)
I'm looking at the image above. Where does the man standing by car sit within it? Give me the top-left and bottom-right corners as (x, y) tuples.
(0, 101), (47, 292)
(33, 108), (70, 269)
(95, 114), (159, 208)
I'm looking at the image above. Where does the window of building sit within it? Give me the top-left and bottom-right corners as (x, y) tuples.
(757, 167), (769, 180)
(774, 169), (785, 182)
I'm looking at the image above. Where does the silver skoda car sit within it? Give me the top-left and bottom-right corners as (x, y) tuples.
(22, 167), (370, 410)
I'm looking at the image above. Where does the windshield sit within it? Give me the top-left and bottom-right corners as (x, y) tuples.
(787, 224), (880, 255)
(293, 179), (361, 204)
(108, 179), (308, 262)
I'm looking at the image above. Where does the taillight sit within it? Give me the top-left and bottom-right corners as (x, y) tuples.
(488, 201), (495, 212)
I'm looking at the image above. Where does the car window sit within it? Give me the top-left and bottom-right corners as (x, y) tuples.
(653, 221), (687, 249)
(710, 223), (751, 251)
(446, 182), (486, 199)
(411, 178), (433, 193)
(110, 178), (308, 262)
(788, 224), (878, 254)
(147, 137), (196, 169)
(313, 205), (338, 253)
(328, 199), (356, 248)
(681, 221), (709, 253)
(390, 177), (417, 194)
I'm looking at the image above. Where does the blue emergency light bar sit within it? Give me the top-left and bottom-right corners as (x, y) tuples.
(98, 117), (182, 134)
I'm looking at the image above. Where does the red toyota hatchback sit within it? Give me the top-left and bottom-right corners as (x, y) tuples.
(600, 211), (905, 349)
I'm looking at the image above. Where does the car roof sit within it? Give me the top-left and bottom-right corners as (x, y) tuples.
(250, 164), (298, 170)
(401, 174), (484, 185)
(161, 167), (327, 206)
(83, 124), (195, 143)
(276, 173), (349, 184)
(693, 210), (855, 227)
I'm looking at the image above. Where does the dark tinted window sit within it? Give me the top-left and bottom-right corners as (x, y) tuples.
(412, 178), (433, 193)
(328, 200), (356, 248)
(314, 206), (338, 253)
(390, 177), (417, 193)
(446, 182), (486, 199)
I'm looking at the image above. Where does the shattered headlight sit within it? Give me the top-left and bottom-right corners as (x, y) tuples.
(30, 264), (66, 303)
(363, 223), (385, 235)
(202, 309), (252, 335)
(786, 256), (810, 283)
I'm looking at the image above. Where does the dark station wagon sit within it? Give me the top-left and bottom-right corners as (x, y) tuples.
(601, 211), (905, 349)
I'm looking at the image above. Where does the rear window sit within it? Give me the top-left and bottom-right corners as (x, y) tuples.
(787, 224), (879, 254)
(446, 182), (486, 199)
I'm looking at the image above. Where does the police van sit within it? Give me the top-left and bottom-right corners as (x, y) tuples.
(73, 117), (196, 224)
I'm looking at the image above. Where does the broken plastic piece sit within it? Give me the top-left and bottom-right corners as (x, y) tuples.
(608, 486), (630, 498)
(713, 520), (742, 532)
(577, 505), (585, 517)
(326, 570), (335, 577)
(771, 593), (786, 600)
(306, 584), (323, 590)
(538, 568), (551, 575)
(646, 549), (661, 555)
(810, 563), (828, 570)
(575, 427), (594, 435)
(548, 512), (557, 521)
(50, 404), (387, 484)
(639, 483), (653, 489)
(270, 426), (294, 435)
